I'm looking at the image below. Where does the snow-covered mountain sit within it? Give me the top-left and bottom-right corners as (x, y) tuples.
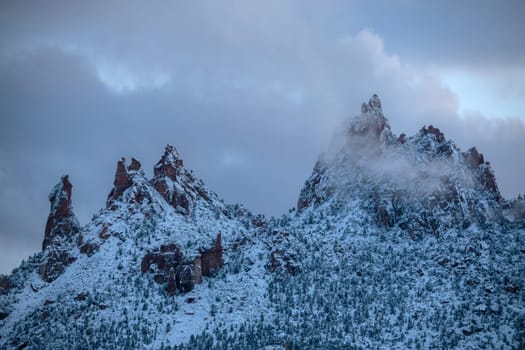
(1, 95), (523, 349)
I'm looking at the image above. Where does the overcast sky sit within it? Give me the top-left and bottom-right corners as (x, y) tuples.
(1, 0), (524, 274)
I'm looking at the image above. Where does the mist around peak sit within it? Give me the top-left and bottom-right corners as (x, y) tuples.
(318, 95), (476, 197)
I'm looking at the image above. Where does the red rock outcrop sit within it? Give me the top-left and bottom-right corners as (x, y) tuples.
(107, 158), (133, 205)
(200, 233), (223, 276)
(152, 145), (211, 215)
(39, 250), (77, 282)
(42, 175), (80, 250)
(266, 249), (300, 275)
(40, 176), (80, 282)
(141, 233), (222, 295)
(141, 244), (183, 274)
(106, 157), (156, 209)
(128, 157), (141, 171)
(464, 148), (501, 198)
(350, 95), (390, 139)
(0, 275), (10, 295)
(479, 162), (500, 197)
(465, 147), (484, 169)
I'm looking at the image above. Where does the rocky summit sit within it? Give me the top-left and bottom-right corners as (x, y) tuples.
(0, 95), (523, 349)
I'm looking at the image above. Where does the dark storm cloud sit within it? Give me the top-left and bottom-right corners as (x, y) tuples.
(0, 0), (524, 274)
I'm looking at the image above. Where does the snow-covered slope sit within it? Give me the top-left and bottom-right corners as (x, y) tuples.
(1, 95), (523, 349)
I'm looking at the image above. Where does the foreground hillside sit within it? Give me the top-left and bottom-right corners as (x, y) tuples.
(1, 95), (524, 349)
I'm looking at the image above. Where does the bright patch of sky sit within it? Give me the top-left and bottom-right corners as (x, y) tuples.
(442, 71), (525, 119)
(95, 59), (171, 94)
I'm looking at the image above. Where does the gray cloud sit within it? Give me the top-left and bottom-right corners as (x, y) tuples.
(0, 1), (524, 274)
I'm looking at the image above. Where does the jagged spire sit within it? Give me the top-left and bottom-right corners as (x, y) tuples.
(348, 94), (392, 145)
(43, 175), (79, 250)
(368, 93), (382, 110)
(152, 144), (213, 215)
(154, 144), (183, 181)
(106, 157), (151, 209)
(40, 175), (80, 282)
(152, 144), (191, 213)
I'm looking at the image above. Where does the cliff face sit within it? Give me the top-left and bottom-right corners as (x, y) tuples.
(42, 175), (79, 250)
(40, 175), (80, 282)
(0, 95), (523, 350)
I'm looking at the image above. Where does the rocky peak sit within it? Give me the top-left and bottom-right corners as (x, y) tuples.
(128, 157), (141, 172)
(298, 95), (392, 212)
(106, 157), (154, 210)
(107, 158), (133, 203)
(350, 94), (392, 143)
(152, 144), (211, 215)
(40, 175), (80, 282)
(297, 95), (506, 232)
(368, 93), (382, 110)
(154, 145), (183, 181)
(462, 147), (501, 199)
(42, 175), (79, 250)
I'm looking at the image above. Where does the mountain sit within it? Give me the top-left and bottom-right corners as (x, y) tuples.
(1, 95), (523, 349)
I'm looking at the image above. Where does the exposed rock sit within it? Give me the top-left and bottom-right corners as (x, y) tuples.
(153, 145), (181, 181)
(107, 158), (132, 205)
(479, 163), (500, 195)
(0, 275), (10, 295)
(200, 233), (223, 276)
(105, 157), (157, 210)
(297, 198), (310, 211)
(464, 147), (484, 169)
(368, 94), (382, 110)
(151, 145), (215, 215)
(40, 176), (80, 282)
(266, 249), (300, 275)
(152, 145), (192, 214)
(297, 168), (326, 212)
(79, 242), (99, 256)
(97, 225), (116, 240)
(128, 157), (141, 171)
(141, 235), (221, 295)
(39, 250), (76, 282)
(427, 125), (445, 143)
(42, 175), (80, 250)
(464, 147), (500, 197)
(0, 274), (10, 290)
(141, 244), (183, 274)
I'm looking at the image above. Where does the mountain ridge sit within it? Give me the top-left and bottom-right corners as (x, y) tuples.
(1, 95), (523, 349)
